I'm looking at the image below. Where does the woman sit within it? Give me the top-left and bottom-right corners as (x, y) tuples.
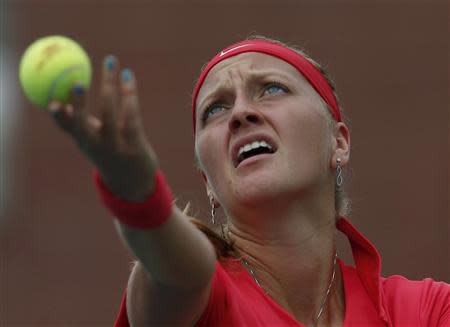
(48, 37), (449, 326)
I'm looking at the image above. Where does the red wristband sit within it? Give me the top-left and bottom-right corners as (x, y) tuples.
(93, 170), (173, 229)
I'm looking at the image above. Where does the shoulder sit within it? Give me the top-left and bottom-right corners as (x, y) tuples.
(381, 275), (450, 326)
(381, 274), (450, 303)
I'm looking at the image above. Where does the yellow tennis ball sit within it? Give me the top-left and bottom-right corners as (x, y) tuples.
(19, 35), (92, 108)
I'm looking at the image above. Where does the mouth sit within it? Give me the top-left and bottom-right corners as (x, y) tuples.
(233, 137), (277, 168)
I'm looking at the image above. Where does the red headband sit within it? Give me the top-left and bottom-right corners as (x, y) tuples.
(192, 40), (341, 132)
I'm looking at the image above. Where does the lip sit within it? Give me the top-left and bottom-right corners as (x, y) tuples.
(230, 133), (278, 168)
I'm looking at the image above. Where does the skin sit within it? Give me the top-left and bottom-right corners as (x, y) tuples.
(195, 52), (350, 325)
(45, 50), (350, 326)
(47, 56), (217, 326)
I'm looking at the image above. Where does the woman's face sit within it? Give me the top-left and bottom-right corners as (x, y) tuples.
(194, 52), (336, 215)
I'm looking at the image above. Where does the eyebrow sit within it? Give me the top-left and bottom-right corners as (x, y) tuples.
(196, 69), (297, 113)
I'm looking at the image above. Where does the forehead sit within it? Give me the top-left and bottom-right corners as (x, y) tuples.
(196, 52), (305, 105)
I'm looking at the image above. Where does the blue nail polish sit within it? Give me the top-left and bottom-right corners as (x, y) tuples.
(105, 55), (115, 71)
(122, 68), (132, 82)
(73, 84), (84, 96)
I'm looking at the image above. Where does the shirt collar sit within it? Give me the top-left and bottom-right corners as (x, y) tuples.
(336, 217), (389, 324)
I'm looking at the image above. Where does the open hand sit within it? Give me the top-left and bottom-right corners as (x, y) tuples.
(48, 55), (158, 202)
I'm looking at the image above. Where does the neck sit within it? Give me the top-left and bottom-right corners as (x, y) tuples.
(226, 190), (345, 326)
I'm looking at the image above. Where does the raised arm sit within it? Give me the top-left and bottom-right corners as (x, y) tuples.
(48, 55), (216, 325)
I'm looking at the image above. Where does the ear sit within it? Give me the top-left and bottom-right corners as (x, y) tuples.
(331, 122), (350, 169)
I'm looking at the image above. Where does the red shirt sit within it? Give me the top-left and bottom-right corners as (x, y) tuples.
(114, 218), (450, 326)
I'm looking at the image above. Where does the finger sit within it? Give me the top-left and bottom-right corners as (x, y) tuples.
(49, 85), (100, 148)
(72, 83), (102, 130)
(70, 83), (87, 117)
(49, 82), (87, 134)
(119, 68), (144, 142)
(48, 100), (75, 133)
(68, 83), (88, 133)
(86, 115), (102, 130)
(99, 55), (120, 139)
(68, 83), (98, 142)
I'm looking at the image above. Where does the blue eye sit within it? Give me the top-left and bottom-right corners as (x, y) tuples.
(264, 83), (287, 96)
(202, 103), (226, 122)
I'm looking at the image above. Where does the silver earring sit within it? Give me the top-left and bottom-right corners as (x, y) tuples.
(220, 223), (226, 240)
(209, 196), (228, 239)
(209, 195), (216, 225)
(336, 158), (343, 187)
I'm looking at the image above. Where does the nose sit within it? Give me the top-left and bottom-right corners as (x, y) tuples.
(228, 102), (264, 133)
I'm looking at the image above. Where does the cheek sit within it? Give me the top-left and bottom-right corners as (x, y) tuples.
(195, 132), (226, 182)
(280, 105), (332, 168)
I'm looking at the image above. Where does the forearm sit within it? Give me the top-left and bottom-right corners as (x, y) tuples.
(97, 169), (217, 291)
(43, 52), (215, 312)
(115, 206), (217, 291)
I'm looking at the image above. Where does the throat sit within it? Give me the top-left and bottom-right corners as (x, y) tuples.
(241, 252), (340, 327)
(229, 222), (342, 326)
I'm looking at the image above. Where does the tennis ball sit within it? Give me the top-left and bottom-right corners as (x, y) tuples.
(19, 35), (92, 108)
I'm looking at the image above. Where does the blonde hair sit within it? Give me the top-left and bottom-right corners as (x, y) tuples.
(191, 35), (351, 259)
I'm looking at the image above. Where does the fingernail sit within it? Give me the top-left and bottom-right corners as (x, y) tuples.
(48, 101), (60, 114)
(122, 68), (132, 82)
(105, 55), (115, 71)
(73, 84), (84, 96)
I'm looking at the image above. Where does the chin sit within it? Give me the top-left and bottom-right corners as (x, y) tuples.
(228, 169), (315, 210)
(231, 176), (287, 206)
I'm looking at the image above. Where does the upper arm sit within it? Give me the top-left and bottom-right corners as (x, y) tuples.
(382, 276), (450, 326)
(419, 279), (450, 327)
(126, 261), (213, 327)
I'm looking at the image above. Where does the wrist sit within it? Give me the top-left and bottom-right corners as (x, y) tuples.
(97, 163), (157, 202)
(99, 172), (155, 202)
(94, 169), (173, 229)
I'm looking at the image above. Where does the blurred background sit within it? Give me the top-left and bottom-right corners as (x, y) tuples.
(1, 0), (448, 325)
